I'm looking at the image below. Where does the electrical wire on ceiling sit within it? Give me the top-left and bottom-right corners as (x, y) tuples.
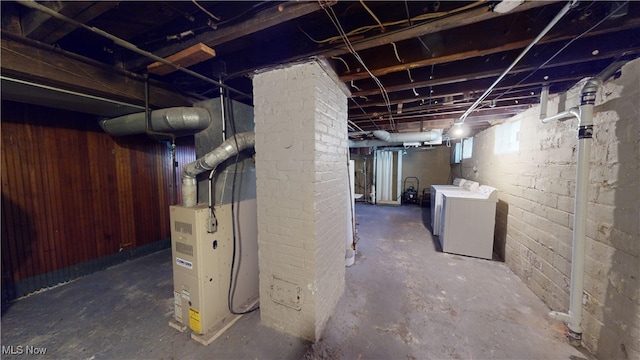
(350, 97), (381, 130)
(17, 0), (251, 100)
(403, 1), (433, 55)
(301, 1), (483, 45)
(488, 0), (631, 106)
(406, 68), (414, 83)
(391, 42), (403, 63)
(360, 0), (385, 32)
(320, 1), (396, 131)
(331, 56), (351, 72)
(142, 2), (272, 47)
(192, 0), (221, 21)
(457, 0), (578, 124)
(349, 119), (365, 133)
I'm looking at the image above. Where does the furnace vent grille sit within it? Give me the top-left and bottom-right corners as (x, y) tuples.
(176, 242), (194, 256)
(174, 221), (192, 235)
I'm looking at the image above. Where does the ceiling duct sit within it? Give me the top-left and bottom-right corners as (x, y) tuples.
(372, 130), (439, 143)
(99, 107), (211, 136)
(349, 130), (442, 148)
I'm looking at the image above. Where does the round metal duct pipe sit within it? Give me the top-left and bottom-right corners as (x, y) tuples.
(181, 132), (255, 207)
(99, 107), (211, 136)
(372, 130), (439, 143)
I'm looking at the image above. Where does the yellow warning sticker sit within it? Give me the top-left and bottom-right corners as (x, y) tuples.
(189, 308), (202, 334)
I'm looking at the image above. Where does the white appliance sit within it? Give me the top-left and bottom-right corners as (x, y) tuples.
(438, 185), (499, 260)
(430, 179), (478, 236)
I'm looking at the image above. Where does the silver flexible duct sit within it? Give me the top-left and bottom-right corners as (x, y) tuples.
(372, 130), (439, 143)
(181, 132), (255, 207)
(100, 107), (211, 136)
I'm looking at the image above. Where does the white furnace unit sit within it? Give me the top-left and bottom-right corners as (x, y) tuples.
(169, 199), (258, 345)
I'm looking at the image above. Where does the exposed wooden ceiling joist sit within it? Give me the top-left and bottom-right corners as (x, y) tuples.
(22, 1), (119, 44)
(125, 2), (325, 71)
(2, 0), (638, 140)
(1, 31), (191, 109)
(339, 14), (640, 82)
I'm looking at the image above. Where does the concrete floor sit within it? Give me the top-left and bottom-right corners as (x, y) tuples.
(1, 203), (592, 359)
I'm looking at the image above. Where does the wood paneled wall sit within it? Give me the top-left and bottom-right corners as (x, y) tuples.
(1, 100), (195, 296)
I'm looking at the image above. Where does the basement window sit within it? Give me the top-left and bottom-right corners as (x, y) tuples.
(462, 137), (473, 159)
(452, 137), (473, 163)
(494, 120), (520, 154)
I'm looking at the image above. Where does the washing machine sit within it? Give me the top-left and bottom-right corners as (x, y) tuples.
(438, 185), (499, 260)
(430, 179), (478, 236)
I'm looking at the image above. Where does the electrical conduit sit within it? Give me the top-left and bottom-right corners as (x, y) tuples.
(457, 0), (577, 124)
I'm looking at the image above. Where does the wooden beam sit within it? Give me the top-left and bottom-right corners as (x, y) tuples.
(1, 32), (191, 109)
(305, 1), (556, 62)
(41, 2), (119, 44)
(147, 43), (216, 76)
(126, 2), (324, 71)
(22, 2), (118, 43)
(350, 46), (640, 97)
(340, 16), (640, 82)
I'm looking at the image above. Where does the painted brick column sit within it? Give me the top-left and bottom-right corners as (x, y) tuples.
(253, 60), (349, 341)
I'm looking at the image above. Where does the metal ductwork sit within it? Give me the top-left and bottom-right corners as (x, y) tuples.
(182, 132), (255, 207)
(349, 130), (442, 148)
(372, 130), (439, 143)
(99, 107), (211, 136)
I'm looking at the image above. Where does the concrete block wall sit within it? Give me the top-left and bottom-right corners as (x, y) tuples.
(458, 59), (639, 359)
(253, 60), (348, 341)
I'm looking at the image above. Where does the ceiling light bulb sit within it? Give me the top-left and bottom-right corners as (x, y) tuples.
(493, 0), (525, 13)
(454, 127), (463, 136)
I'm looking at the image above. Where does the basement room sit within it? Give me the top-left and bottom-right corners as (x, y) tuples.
(1, 1), (638, 359)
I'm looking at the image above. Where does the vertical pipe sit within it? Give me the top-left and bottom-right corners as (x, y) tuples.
(363, 156), (368, 203)
(539, 85), (549, 120)
(567, 80), (597, 337)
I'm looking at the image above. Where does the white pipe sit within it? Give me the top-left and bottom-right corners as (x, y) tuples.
(182, 132), (255, 207)
(457, 0), (577, 124)
(540, 107), (580, 124)
(545, 59), (627, 340)
(545, 78), (597, 340)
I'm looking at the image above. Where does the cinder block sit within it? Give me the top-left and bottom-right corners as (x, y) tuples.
(442, 59), (640, 358)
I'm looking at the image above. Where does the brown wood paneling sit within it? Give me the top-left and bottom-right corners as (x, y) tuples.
(0, 100), (196, 290)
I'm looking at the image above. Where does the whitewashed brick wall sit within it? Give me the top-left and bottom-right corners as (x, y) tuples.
(253, 60), (348, 341)
(460, 59), (639, 359)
